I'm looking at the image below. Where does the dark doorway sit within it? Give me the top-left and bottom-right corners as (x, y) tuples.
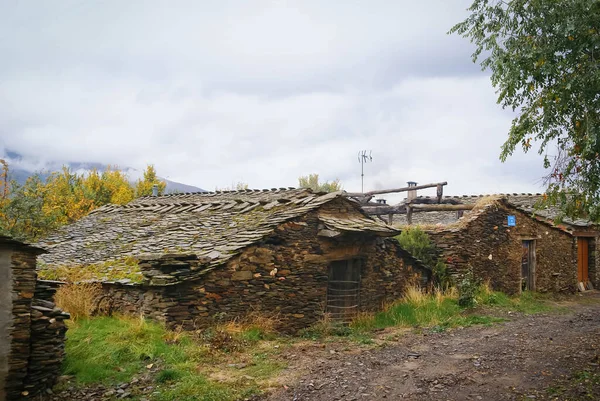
(521, 240), (536, 291)
(326, 259), (362, 322)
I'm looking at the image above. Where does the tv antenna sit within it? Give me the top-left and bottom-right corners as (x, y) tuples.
(358, 150), (373, 193)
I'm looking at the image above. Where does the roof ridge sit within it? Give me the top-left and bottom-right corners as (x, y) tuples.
(138, 186), (304, 199)
(415, 193), (544, 199)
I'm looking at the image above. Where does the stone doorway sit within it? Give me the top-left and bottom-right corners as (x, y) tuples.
(326, 259), (362, 322)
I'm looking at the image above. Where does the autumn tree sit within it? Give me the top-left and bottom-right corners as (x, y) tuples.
(135, 165), (166, 197)
(0, 162), (141, 241)
(298, 174), (342, 193)
(451, 0), (600, 220)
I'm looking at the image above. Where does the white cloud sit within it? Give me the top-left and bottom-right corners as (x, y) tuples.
(0, 0), (549, 200)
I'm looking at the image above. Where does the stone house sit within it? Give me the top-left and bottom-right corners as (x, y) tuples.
(398, 194), (598, 294)
(0, 236), (69, 401)
(38, 188), (429, 331)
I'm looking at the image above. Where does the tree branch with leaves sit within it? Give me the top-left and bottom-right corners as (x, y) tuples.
(451, 0), (600, 221)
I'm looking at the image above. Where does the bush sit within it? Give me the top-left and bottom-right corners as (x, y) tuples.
(54, 282), (103, 321)
(432, 260), (453, 289)
(458, 269), (479, 308)
(396, 227), (452, 288)
(396, 227), (436, 266)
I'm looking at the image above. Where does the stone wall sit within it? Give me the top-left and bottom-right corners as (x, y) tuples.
(95, 203), (428, 332)
(98, 282), (169, 323)
(0, 241), (69, 401)
(591, 238), (599, 289)
(427, 201), (577, 294)
(24, 291), (69, 397)
(2, 248), (36, 401)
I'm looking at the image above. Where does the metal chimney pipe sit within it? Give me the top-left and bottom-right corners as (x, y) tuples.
(407, 181), (417, 202)
(152, 184), (159, 197)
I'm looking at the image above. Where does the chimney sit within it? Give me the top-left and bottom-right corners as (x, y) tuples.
(376, 198), (387, 205)
(152, 184), (159, 197)
(407, 181), (417, 202)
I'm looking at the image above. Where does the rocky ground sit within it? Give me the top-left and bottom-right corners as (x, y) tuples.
(267, 292), (600, 401)
(44, 293), (600, 401)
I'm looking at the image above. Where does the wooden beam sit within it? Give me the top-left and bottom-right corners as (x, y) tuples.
(345, 181), (448, 197)
(362, 205), (406, 215)
(410, 204), (474, 212)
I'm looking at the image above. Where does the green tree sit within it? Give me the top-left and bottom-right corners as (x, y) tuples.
(396, 227), (452, 288)
(451, 0), (600, 221)
(298, 174), (342, 193)
(135, 165), (166, 197)
(1, 175), (55, 241)
(396, 227), (436, 267)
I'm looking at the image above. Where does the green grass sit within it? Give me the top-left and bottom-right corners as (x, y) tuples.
(64, 316), (189, 383)
(476, 287), (557, 314)
(63, 316), (285, 401)
(347, 286), (558, 336)
(62, 287), (561, 399)
(350, 296), (503, 333)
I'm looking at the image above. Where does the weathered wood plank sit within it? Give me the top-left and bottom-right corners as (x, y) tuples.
(345, 181), (448, 197)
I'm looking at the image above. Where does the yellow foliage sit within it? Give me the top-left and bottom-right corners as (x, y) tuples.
(135, 165), (166, 197)
(0, 161), (165, 240)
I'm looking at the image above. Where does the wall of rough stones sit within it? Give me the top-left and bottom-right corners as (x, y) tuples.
(0, 244), (69, 401)
(590, 238), (599, 289)
(24, 281), (69, 397)
(2, 248), (36, 401)
(426, 202), (577, 295)
(97, 202), (428, 332)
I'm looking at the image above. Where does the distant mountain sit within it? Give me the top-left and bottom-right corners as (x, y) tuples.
(2, 151), (206, 194)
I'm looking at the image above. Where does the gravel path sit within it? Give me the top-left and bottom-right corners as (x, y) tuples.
(267, 294), (600, 401)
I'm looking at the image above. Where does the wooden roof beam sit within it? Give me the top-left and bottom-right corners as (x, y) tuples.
(345, 181), (447, 198)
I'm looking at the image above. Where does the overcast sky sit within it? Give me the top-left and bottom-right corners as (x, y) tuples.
(0, 0), (550, 200)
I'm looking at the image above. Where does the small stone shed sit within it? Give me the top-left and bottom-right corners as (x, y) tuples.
(399, 194), (598, 294)
(0, 236), (69, 401)
(38, 188), (429, 331)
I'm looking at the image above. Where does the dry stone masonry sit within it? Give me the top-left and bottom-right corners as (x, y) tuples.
(423, 198), (591, 294)
(38, 189), (430, 332)
(0, 237), (69, 401)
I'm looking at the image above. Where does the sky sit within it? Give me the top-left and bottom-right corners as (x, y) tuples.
(0, 0), (550, 202)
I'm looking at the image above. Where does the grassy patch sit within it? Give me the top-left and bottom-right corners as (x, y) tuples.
(63, 315), (286, 400)
(476, 284), (556, 314)
(350, 288), (504, 333)
(38, 256), (143, 283)
(346, 285), (558, 335)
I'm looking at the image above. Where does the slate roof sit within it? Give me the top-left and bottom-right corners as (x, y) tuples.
(396, 193), (597, 232)
(37, 188), (398, 275)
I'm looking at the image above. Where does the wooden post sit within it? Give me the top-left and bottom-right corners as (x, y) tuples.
(406, 205), (413, 225)
(436, 184), (443, 203)
(388, 213), (393, 225)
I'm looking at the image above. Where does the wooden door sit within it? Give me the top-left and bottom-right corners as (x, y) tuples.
(577, 238), (589, 284)
(521, 240), (535, 291)
(326, 259), (361, 322)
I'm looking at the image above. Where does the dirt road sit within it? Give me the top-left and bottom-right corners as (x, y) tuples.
(267, 294), (600, 401)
